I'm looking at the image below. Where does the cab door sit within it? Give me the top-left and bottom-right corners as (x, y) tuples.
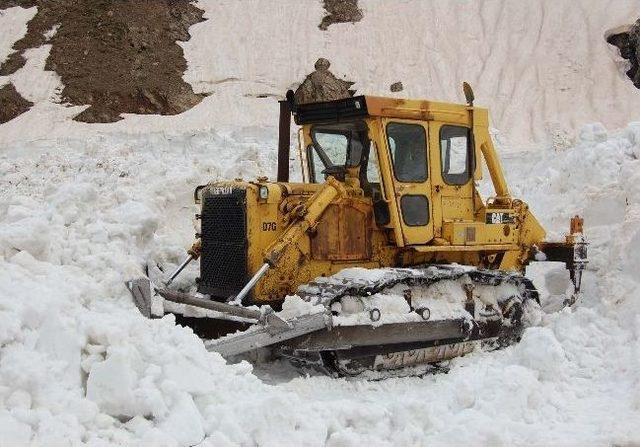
(381, 119), (434, 246)
(429, 122), (476, 237)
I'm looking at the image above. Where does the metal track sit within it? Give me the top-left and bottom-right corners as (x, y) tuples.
(147, 264), (540, 377)
(298, 264), (539, 306)
(130, 263), (539, 377)
(275, 265), (538, 376)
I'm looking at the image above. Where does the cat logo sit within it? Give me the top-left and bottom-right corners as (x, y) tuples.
(486, 212), (515, 224)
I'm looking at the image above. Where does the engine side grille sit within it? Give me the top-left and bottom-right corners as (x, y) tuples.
(198, 189), (247, 300)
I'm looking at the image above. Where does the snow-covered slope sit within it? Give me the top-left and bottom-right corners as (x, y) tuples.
(0, 0), (639, 147)
(183, 0), (640, 147)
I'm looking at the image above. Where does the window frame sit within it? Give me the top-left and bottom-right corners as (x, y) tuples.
(439, 125), (475, 186)
(306, 144), (323, 183)
(385, 122), (428, 183)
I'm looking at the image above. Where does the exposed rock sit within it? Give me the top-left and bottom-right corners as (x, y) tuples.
(294, 58), (355, 104)
(319, 0), (363, 31)
(0, 0), (206, 123)
(0, 1), (36, 7)
(606, 19), (640, 89)
(0, 83), (33, 124)
(390, 82), (403, 92)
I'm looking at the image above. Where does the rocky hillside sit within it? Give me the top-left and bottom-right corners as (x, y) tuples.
(0, 0), (363, 125)
(0, 0), (206, 123)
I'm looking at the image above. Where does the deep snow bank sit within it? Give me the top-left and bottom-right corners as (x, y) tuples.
(0, 120), (639, 446)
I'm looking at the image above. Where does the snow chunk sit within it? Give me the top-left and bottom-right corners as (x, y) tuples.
(86, 347), (144, 418)
(578, 123), (608, 143)
(158, 394), (205, 447)
(513, 327), (568, 380)
(279, 295), (325, 319)
(0, 411), (32, 445)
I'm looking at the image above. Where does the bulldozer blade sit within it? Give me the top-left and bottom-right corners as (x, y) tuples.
(207, 311), (330, 358)
(125, 277), (152, 318)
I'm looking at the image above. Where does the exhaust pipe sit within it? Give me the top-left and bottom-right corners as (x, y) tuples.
(277, 97), (292, 182)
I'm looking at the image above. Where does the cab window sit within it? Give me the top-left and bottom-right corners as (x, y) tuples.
(308, 122), (367, 183)
(386, 123), (427, 182)
(314, 132), (349, 166)
(440, 125), (473, 185)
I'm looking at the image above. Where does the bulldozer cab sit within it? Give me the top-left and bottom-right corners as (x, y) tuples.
(292, 96), (478, 248)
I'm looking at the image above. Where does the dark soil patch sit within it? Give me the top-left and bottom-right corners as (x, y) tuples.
(0, 1), (36, 8)
(0, 83), (33, 124)
(0, 0), (206, 123)
(319, 0), (363, 31)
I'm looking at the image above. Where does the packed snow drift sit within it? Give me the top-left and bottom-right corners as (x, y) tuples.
(1, 1), (640, 446)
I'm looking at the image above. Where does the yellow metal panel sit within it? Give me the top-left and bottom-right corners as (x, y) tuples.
(428, 121), (477, 242)
(381, 117), (434, 246)
(442, 221), (518, 246)
(441, 197), (474, 221)
(368, 119), (406, 247)
(363, 96), (483, 126)
(413, 244), (515, 253)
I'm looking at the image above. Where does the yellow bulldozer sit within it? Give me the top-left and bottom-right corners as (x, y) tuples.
(127, 86), (587, 376)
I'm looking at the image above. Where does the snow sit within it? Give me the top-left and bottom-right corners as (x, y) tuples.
(0, 2), (640, 446)
(0, 6), (36, 67)
(279, 295), (325, 320)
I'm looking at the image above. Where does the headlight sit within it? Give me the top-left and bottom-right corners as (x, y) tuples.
(259, 186), (269, 200)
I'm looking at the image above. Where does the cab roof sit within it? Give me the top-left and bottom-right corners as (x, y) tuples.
(293, 95), (488, 126)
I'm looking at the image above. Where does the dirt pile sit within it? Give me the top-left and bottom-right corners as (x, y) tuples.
(319, 0), (363, 31)
(0, 0), (205, 123)
(0, 83), (33, 123)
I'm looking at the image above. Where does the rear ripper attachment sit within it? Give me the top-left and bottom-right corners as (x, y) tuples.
(537, 216), (588, 306)
(126, 83), (588, 377)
